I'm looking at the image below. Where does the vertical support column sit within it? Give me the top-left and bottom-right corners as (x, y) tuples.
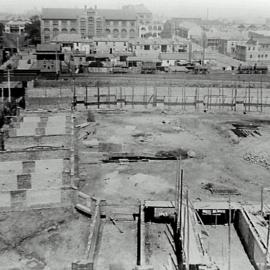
(97, 83), (100, 109)
(120, 87), (123, 109)
(228, 195), (231, 270)
(107, 86), (110, 108)
(85, 86), (88, 109)
(153, 85), (157, 107)
(132, 86), (135, 109)
(137, 203), (145, 266)
(144, 85), (147, 109)
(73, 116), (79, 181)
(0, 130), (5, 151)
(186, 190), (190, 270)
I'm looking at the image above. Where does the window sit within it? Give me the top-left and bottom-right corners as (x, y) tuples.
(122, 21), (127, 27)
(130, 21), (135, 27)
(248, 47), (251, 50)
(96, 42), (98, 46)
(113, 21), (119, 26)
(266, 54), (268, 58)
(144, 45), (150, 50)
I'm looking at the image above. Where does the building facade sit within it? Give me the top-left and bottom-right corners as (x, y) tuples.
(235, 38), (270, 64)
(4, 20), (27, 34)
(139, 23), (163, 38)
(41, 7), (137, 43)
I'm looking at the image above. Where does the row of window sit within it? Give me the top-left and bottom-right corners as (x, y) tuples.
(250, 54), (268, 58)
(140, 25), (162, 31)
(106, 21), (135, 27)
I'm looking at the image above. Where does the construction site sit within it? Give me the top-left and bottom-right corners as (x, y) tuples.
(0, 73), (270, 270)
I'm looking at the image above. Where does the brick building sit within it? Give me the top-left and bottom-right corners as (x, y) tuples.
(41, 7), (137, 43)
(235, 37), (270, 64)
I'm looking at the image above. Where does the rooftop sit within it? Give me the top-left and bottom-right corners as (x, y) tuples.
(98, 9), (136, 21)
(42, 8), (83, 20)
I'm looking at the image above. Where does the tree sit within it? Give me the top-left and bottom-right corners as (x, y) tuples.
(25, 15), (41, 45)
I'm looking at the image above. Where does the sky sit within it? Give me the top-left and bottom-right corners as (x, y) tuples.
(1, 0), (270, 21)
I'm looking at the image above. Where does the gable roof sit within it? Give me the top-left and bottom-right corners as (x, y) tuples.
(98, 9), (136, 21)
(42, 8), (82, 20)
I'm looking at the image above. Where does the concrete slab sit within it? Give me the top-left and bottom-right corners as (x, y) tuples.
(0, 175), (18, 191)
(31, 173), (63, 189)
(0, 192), (11, 207)
(26, 189), (61, 206)
(0, 161), (23, 174)
(35, 159), (64, 173)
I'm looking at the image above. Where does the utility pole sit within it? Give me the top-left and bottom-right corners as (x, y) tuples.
(7, 69), (11, 103)
(228, 195), (231, 270)
(261, 186), (264, 217)
(186, 190), (190, 270)
(264, 215), (270, 270)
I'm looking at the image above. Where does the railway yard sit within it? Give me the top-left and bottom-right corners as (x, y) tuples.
(0, 73), (270, 269)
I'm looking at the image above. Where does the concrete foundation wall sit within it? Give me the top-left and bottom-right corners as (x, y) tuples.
(235, 210), (268, 270)
(0, 187), (75, 210)
(0, 149), (70, 162)
(5, 135), (72, 150)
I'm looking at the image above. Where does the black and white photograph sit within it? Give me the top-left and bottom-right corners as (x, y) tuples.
(0, 0), (270, 269)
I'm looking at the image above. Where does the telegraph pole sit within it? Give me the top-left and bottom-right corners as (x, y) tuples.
(7, 69), (11, 102)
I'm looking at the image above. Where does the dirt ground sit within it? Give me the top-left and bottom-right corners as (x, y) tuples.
(1, 106), (270, 269)
(78, 109), (270, 204)
(75, 108), (270, 268)
(0, 207), (90, 270)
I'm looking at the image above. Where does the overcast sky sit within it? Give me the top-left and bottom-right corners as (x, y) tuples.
(1, 0), (270, 21)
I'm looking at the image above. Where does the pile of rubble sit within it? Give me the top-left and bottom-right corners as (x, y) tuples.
(243, 152), (270, 170)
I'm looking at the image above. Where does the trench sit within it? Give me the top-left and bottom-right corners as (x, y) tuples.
(197, 209), (257, 270)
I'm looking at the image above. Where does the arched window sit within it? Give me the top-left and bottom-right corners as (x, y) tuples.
(53, 28), (59, 36)
(121, 29), (127, 38)
(61, 28), (67, 32)
(70, 28), (77, 33)
(129, 29), (135, 38)
(113, 29), (119, 38)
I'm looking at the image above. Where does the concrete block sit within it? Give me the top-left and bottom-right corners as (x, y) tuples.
(71, 261), (93, 270)
(31, 173), (62, 189)
(17, 128), (36, 136)
(61, 188), (74, 204)
(0, 175), (18, 191)
(40, 116), (48, 123)
(0, 192), (11, 207)
(8, 128), (17, 137)
(0, 161), (22, 174)
(22, 160), (35, 174)
(27, 189), (61, 206)
(17, 174), (32, 189)
(35, 127), (46, 136)
(35, 159), (64, 173)
(22, 116), (40, 123)
(37, 122), (48, 128)
(62, 171), (71, 186)
(10, 190), (26, 208)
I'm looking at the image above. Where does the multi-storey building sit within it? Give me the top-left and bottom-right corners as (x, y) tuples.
(130, 38), (188, 56)
(41, 7), (137, 43)
(4, 20), (28, 34)
(235, 37), (270, 64)
(139, 22), (163, 38)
